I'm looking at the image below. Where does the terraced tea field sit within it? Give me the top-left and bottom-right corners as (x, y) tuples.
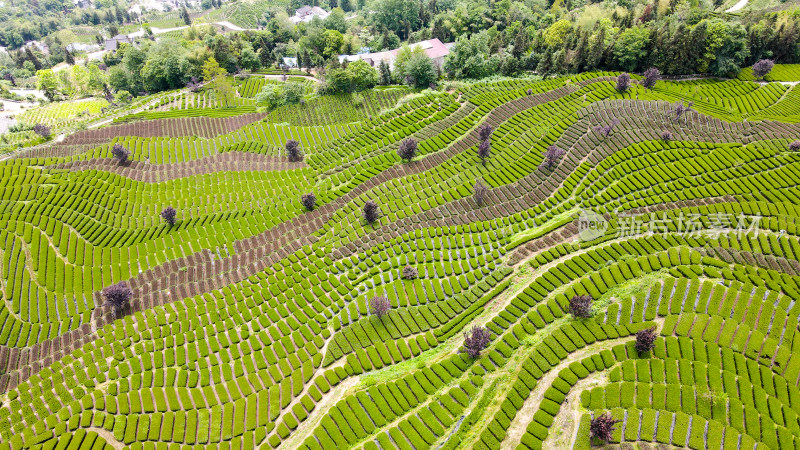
(3, 71), (800, 450)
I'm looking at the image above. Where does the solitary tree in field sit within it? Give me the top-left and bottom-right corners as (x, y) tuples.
(661, 130), (673, 141)
(569, 295), (593, 318)
(102, 282), (133, 310)
(478, 124), (494, 142)
(397, 138), (418, 162)
(635, 326), (658, 354)
(301, 192), (316, 211)
(401, 265), (418, 280)
(461, 326), (491, 358)
(33, 123), (51, 139)
(789, 140), (800, 152)
(474, 179), (488, 206)
(540, 145), (566, 170)
(161, 206), (177, 226)
(668, 100), (694, 122)
(641, 67), (661, 90)
(370, 296), (391, 320)
(615, 73), (631, 93)
(111, 143), (130, 164)
(362, 200), (380, 225)
(285, 140), (303, 162)
(477, 140), (491, 165)
(752, 59), (775, 80)
(593, 119), (619, 138)
(590, 412), (621, 444)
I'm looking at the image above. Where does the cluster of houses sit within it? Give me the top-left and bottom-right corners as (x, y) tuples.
(9, 5), (452, 76)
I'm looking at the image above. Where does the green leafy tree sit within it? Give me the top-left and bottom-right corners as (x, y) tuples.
(325, 8), (347, 33)
(444, 32), (497, 79)
(404, 53), (437, 88)
(140, 39), (192, 92)
(613, 26), (650, 72)
(371, 0), (420, 40)
(322, 30), (345, 59)
(36, 69), (60, 101)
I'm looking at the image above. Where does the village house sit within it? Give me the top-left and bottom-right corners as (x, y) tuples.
(338, 38), (451, 71)
(290, 6), (330, 24)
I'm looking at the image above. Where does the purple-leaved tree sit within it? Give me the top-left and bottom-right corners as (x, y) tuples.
(102, 282), (133, 310)
(593, 119), (619, 138)
(474, 179), (488, 206)
(478, 124), (494, 142)
(370, 296), (391, 320)
(301, 192), (316, 211)
(401, 266), (418, 280)
(286, 140), (303, 162)
(161, 206), (177, 226)
(616, 73), (631, 93)
(641, 67), (661, 90)
(789, 140), (800, 152)
(569, 295), (593, 318)
(635, 326), (658, 354)
(363, 200), (380, 225)
(590, 412), (622, 444)
(477, 140), (491, 165)
(668, 100), (694, 122)
(540, 145), (566, 170)
(33, 123), (51, 138)
(752, 59), (775, 80)
(397, 138), (418, 162)
(111, 143), (130, 164)
(461, 326), (491, 358)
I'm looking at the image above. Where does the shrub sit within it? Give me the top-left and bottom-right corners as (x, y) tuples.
(661, 130), (673, 141)
(160, 206), (177, 226)
(641, 67), (660, 90)
(102, 282), (133, 310)
(301, 192), (316, 211)
(363, 200), (380, 225)
(461, 326), (491, 358)
(540, 145), (565, 170)
(370, 296), (391, 320)
(111, 143), (130, 164)
(474, 180), (488, 206)
(477, 140), (491, 165)
(33, 123), (51, 138)
(397, 138), (418, 162)
(590, 412), (621, 443)
(752, 59), (775, 80)
(401, 266), (418, 280)
(478, 124), (494, 142)
(789, 140), (800, 152)
(569, 295), (593, 318)
(635, 326), (657, 354)
(615, 73), (631, 93)
(286, 140), (303, 162)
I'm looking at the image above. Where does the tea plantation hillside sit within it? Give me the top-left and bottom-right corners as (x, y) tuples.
(3, 70), (800, 450)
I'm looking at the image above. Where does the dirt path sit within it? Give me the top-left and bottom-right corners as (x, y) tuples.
(499, 337), (634, 449)
(276, 374), (359, 449)
(86, 427), (125, 450)
(261, 74), (321, 84)
(726, 0), (748, 12)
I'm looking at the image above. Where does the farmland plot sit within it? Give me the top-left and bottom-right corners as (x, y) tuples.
(2, 69), (800, 450)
